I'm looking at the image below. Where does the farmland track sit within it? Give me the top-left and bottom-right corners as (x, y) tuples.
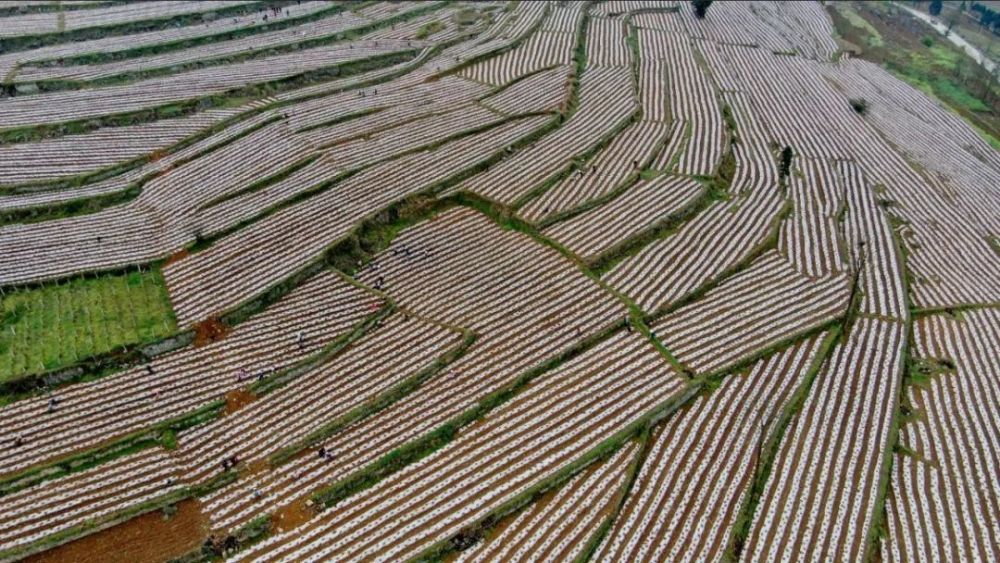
(0, 0), (996, 560)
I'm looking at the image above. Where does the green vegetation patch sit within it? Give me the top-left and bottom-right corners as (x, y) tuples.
(832, 3), (884, 47)
(415, 20), (447, 39)
(0, 269), (176, 381)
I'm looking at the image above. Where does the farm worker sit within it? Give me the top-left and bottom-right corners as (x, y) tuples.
(625, 317), (633, 332)
(146, 365), (155, 375)
(297, 331), (306, 350)
(318, 446), (327, 458)
(13, 435), (23, 447)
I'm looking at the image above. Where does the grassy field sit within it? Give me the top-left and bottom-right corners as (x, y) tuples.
(0, 269), (176, 381)
(829, 1), (1000, 149)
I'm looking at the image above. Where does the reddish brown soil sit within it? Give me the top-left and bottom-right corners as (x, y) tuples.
(272, 498), (316, 534)
(224, 388), (258, 415)
(27, 499), (209, 563)
(193, 317), (230, 347)
(162, 249), (190, 268)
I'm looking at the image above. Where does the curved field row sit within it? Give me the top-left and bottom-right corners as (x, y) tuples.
(604, 186), (785, 313)
(638, 59), (669, 123)
(883, 309), (1000, 562)
(778, 156), (848, 278)
(0, 2), (332, 80)
(162, 115), (548, 327)
(841, 159), (909, 321)
(480, 65), (571, 116)
(0, 108), (240, 187)
(520, 120), (669, 222)
(0, 1), (252, 39)
(651, 251), (848, 375)
(821, 58), (1000, 309)
(0, 42), (413, 130)
(0, 448), (182, 557)
(638, 28), (724, 175)
(232, 332), (688, 563)
(586, 16), (631, 67)
(459, 66), (636, 205)
(542, 174), (703, 260)
(458, 4), (578, 87)
(456, 442), (638, 563)
(0, 270), (377, 478)
(742, 318), (906, 562)
(11, 7), (378, 84)
(0, 115), (310, 285)
(632, 2), (836, 60)
(290, 75), (491, 137)
(649, 119), (686, 169)
(202, 207), (627, 533)
(176, 314), (462, 484)
(0, 108), (277, 214)
(595, 335), (825, 562)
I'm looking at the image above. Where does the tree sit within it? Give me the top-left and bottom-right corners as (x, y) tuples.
(692, 0), (713, 19)
(929, 0), (943, 16)
(779, 146), (793, 178)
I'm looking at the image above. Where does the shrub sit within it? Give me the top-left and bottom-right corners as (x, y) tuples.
(850, 98), (869, 115)
(922, 36), (934, 47)
(692, 0), (713, 19)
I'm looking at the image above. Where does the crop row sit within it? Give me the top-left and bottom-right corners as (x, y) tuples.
(177, 314), (461, 484)
(595, 336), (825, 562)
(742, 318), (905, 562)
(0, 43), (411, 130)
(460, 66), (635, 205)
(457, 442), (637, 563)
(232, 331), (688, 562)
(163, 115), (548, 326)
(0, 270), (377, 478)
(0, 1), (252, 39)
(520, 120), (669, 223)
(605, 187), (785, 313)
(638, 28), (723, 175)
(12, 7), (376, 84)
(883, 309), (1000, 562)
(542, 174), (703, 260)
(651, 251), (849, 374)
(0, 448), (182, 555)
(202, 207), (627, 532)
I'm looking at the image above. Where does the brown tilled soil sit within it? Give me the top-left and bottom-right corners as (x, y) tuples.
(26, 499), (209, 563)
(224, 387), (258, 415)
(272, 497), (316, 534)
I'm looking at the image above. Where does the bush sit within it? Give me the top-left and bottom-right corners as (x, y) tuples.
(922, 36), (934, 47)
(850, 98), (869, 115)
(692, 0), (713, 19)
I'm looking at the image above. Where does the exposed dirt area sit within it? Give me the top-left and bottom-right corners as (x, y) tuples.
(192, 317), (230, 347)
(224, 387), (258, 415)
(272, 497), (317, 534)
(26, 499), (209, 563)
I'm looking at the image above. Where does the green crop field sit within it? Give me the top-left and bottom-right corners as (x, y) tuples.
(0, 269), (176, 381)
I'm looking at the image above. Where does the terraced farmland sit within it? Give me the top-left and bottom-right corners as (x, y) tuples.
(0, 1), (997, 562)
